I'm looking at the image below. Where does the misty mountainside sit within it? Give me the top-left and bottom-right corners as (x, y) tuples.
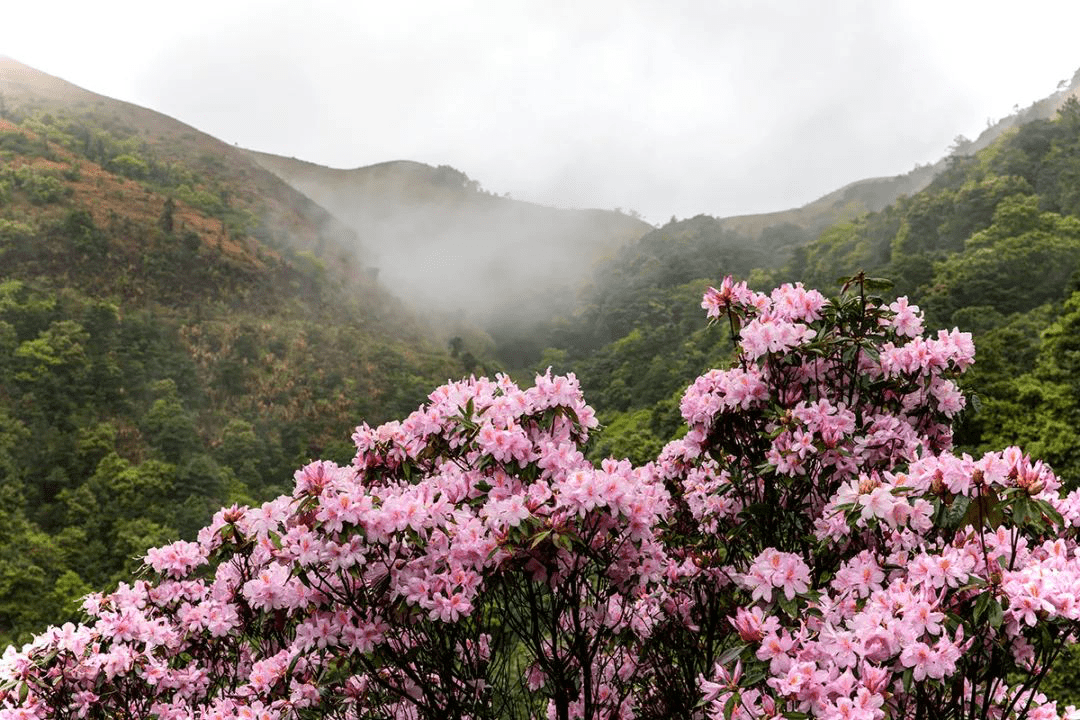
(0, 59), (465, 646)
(485, 69), (1080, 373)
(0, 57), (460, 371)
(243, 150), (653, 322)
(486, 178), (943, 369)
(543, 87), (1080, 521)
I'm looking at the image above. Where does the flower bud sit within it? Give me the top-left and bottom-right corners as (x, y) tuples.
(930, 470), (946, 496)
(1014, 467), (1044, 496)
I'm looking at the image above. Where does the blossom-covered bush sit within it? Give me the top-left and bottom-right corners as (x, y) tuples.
(3, 275), (1080, 720)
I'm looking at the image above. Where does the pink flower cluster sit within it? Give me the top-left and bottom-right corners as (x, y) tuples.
(707, 444), (1080, 719)
(3, 278), (1080, 720)
(741, 549), (812, 602)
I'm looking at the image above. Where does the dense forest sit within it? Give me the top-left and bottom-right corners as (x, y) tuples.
(0, 110), (463, 646)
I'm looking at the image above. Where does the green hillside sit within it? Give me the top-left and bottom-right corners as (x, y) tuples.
(529, 97), (1080, 491)
(783, 98), (1080, 489)
(0, 64), (461, 646)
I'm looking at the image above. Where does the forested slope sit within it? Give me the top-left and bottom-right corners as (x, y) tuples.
(533, 98), (1080, 490)
(783, 98), (1080, 487)
(0, 90), (460, 646)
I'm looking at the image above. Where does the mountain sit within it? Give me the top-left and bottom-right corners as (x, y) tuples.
(546, 67), (1080, 477)
(0, 55), (476, 461)
(712, 66), (1080, 243)
(0, 57), (379, 287)
(0, 58), (463, 645)
(244, 150), (653, 322)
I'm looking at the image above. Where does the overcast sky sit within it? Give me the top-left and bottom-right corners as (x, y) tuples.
(4, 1), (1080, 223)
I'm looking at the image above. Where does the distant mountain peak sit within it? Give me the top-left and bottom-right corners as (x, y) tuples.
(245, 149), (653, 320)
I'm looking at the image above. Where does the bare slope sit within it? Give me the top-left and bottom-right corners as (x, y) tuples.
(0, 57), (368, 284)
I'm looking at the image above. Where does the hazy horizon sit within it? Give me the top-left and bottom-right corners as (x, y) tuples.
(5, 1), (1080, 224)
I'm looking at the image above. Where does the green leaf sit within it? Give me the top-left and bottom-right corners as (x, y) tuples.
(1037, 499), (1064, 528)
(286, 649), (304, 679)
(864, 277), (895, 291)
(723, 691), (740, 719)
(1012, 497), (1030, 526)
(988, 598), (1004, 629)
(530, 530), (552, 549)
(742, 666), (766, 686)
(860, 345), (881, 361)
(944, 612), (965, 634)
(941, 496), (971, 529)
(715, 643), (747, 667)
(973, 591), (990, 624)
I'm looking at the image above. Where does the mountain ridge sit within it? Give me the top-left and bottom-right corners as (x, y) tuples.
(713, 67), (1080, 240)
(0, 57), (373, 279)
(243, 148), (654, 322)
(0, 59), (473, 646)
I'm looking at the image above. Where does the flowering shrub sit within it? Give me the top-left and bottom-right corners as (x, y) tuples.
(3, 275), (1080, 720)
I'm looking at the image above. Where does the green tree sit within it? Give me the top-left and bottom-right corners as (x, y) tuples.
(106, 153), (148, 180)
(142, 379), (200, 463)
(216, 419), (261, 488)
(0, 485), (67, 647)
(160, 196), (175, 234)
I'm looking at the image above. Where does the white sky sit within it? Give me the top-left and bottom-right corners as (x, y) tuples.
(4, 0), (1080, 223)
